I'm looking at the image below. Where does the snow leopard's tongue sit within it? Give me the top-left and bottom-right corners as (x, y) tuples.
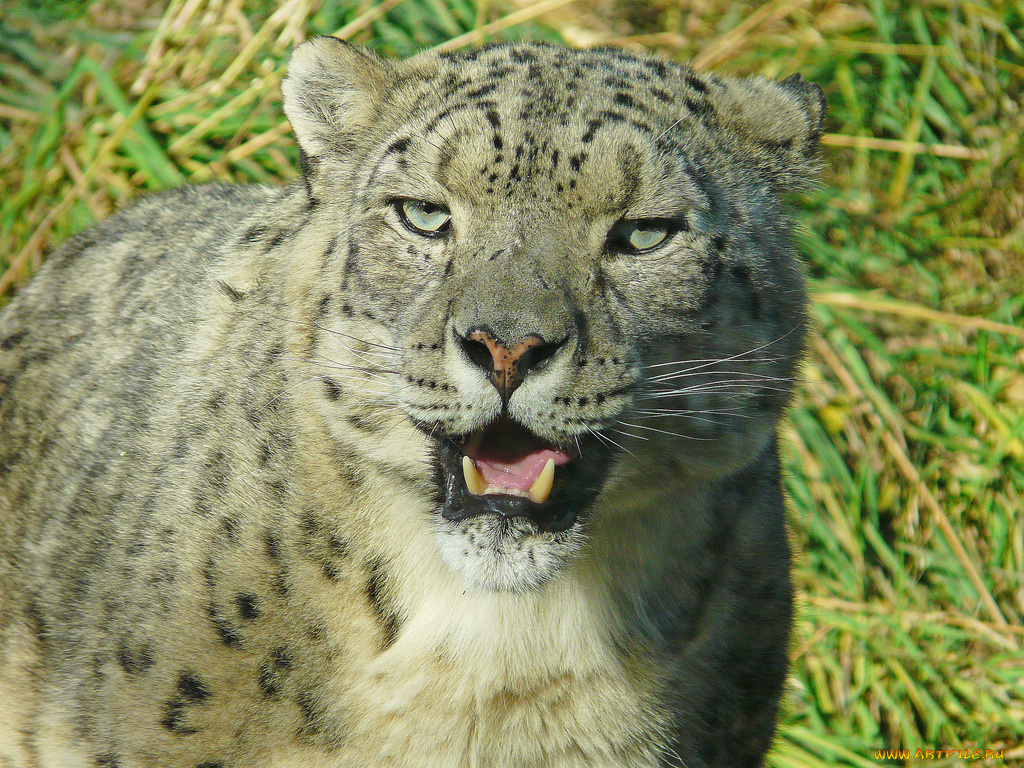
(461, 419), (572, 503)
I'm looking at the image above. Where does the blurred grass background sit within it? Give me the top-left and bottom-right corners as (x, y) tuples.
(1, 0), (1022, 765)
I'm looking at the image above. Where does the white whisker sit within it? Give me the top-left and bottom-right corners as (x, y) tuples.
(613, 425), (714, 442)
(643, 354), (787, 371)
(587, 425), (642, 458)
(640, 325), (802, 376)
(649, 369), (793, 384)
(304, 358), (394, 381)
(642, 382), (792, 398)
(630, 408), (750, 420)
(616, 421), (718, 438)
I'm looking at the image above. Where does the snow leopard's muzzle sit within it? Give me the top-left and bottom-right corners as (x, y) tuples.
(426, 325), (616, 534)
(432, 416), (613, 533)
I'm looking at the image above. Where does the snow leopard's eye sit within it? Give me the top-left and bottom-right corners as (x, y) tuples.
(607, 218), (681, 254)
(396, 199), (451, 237)
(625, 222), (668, 251)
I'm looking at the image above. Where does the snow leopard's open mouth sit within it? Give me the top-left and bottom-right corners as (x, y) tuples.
(433, 417), (612, 533)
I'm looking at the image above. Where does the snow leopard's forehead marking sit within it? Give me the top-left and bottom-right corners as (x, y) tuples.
(427, 43), (704, 125)
(404, 44), (712, 151)
(372, 44), (720, 215)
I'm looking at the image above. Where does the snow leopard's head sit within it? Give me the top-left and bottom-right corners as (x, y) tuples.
(283, 37), (824, 591)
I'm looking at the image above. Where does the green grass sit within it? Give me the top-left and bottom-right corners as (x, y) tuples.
(2, 1), (1022, 765)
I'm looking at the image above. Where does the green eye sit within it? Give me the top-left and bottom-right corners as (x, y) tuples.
(625, 223), (668, 251)
(609, 219), (675, 254)
(397, 199), (451, 236)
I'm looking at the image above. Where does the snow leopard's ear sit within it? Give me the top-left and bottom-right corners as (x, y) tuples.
(282, 37), (397, 180)
(696, 72), (827, 193)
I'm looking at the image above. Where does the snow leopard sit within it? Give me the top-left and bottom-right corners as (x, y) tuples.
(0, 36), (824, 768)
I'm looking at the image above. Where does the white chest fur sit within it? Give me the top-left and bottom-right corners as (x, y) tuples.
(294, 490), (668, 768)
(344, 564), (667, 768)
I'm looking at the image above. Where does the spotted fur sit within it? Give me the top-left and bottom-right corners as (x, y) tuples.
(0, 38), (824, 767)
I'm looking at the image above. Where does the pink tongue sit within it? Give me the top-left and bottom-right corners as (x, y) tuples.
(474, 448), (570, 491)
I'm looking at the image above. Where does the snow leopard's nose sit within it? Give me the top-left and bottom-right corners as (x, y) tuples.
(458, 327), (568, 404)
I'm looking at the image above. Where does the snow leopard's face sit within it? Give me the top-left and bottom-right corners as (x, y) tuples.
(284, 38), (824, 591)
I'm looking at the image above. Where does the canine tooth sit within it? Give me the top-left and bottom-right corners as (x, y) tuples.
(462, 456), (487, 495)
(527, 458), (555, 504)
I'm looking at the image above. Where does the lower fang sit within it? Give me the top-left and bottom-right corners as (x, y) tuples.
(462, 455), (487, 495)
(527, 458), (555, 503)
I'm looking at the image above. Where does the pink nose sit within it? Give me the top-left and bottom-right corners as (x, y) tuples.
(465, 329), (546, 400)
